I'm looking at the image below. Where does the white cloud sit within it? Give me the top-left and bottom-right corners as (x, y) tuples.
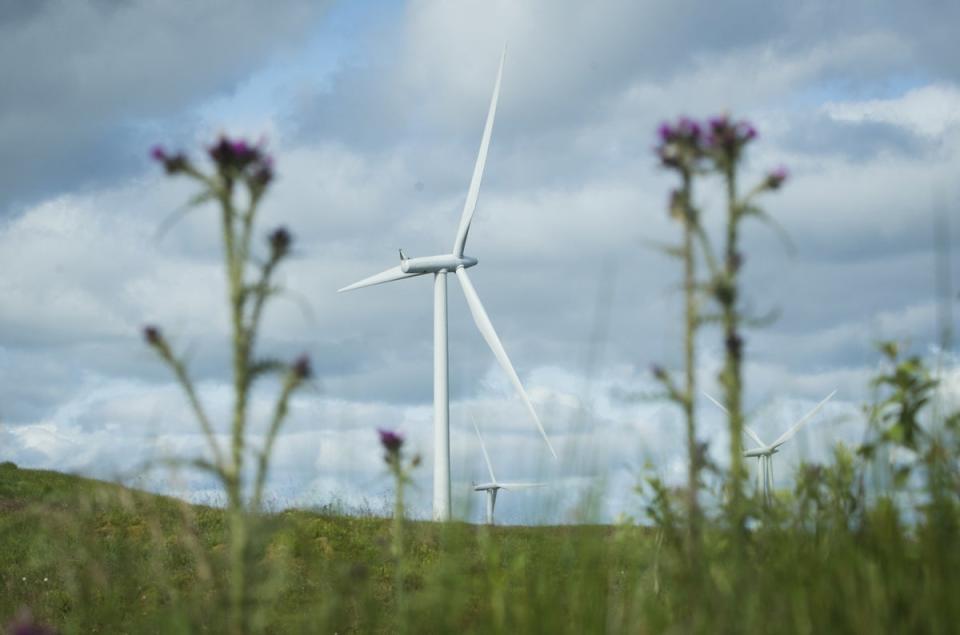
(823, 83), (960, 136)
(2, 1), (960, 524)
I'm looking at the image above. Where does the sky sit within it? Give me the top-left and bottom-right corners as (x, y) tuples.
(1, 0), (958, 524)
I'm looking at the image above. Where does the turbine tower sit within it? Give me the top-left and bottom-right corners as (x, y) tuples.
(472, 419), (544, 525)
(338, 48), (556, 521)
(703, 390), (836, 504)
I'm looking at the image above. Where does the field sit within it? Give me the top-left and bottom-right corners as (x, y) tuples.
(3, 459), (959, 633)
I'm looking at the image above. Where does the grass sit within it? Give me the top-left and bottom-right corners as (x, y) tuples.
(3, 458), (959, 633)
(0, 461), (655, 633)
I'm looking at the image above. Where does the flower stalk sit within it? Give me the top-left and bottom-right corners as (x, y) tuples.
(145, 137), (306, 634)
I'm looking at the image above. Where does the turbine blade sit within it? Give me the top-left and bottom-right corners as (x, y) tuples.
(704, 391), (767, 448)
(702, 391), (729, 414)
(337, 265), (423, 293)
(498, 482), (545, 490)
(771, 389), (837, 449)
(452, 46), (506, 257)
(455, 267), (557, 458)
(471, 416), (497, 484)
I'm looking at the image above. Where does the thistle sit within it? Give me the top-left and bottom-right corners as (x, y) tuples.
(145, 136), (306, 634)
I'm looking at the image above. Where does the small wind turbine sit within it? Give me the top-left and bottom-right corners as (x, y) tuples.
(703, 390), (837, 504)
(338, 47), (556, 522)
(472, 419), (544, 525)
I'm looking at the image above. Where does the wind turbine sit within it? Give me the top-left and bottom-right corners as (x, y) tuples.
(472, 419), (544, 525)
(338, 48), (556, 522)
(703, 390), (837, 504)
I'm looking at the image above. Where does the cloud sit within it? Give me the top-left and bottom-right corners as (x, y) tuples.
(2, 1), (959, 523)
(0, 0), (330, 211)
(823, 83), (960, 137)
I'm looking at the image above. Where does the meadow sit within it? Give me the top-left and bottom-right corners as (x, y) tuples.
(2, 116), (959, 633)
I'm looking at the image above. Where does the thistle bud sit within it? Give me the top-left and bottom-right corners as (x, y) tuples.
(143, 325), (163, 346)
(268, 227), (291, 259)
(378, 428), (405, 457)
(292, 354), (312, 380)
(764, 166), (788, 190)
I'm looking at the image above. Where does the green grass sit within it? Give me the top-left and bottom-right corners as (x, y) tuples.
(0, 462), (653, 633)
(3, 459), (959, 633)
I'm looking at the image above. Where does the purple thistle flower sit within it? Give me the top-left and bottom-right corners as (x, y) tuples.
(654, 116), (705, 171)
(378, 428), (404, 454)
(657, 122), (674, 143)
(765, 165), (789, 190)
(150, 145), (189, 174)
(703, 114), (757, 162)
(230, 140), (250, 157)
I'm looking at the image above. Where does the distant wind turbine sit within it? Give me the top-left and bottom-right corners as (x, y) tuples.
(338, 47), (556, 522)
(472, 419), (544, 525)
(703, 390), (837, 504)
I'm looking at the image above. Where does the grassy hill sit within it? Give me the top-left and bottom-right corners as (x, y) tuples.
(3, 460), (960, 633)
(0, 462), (642, 633)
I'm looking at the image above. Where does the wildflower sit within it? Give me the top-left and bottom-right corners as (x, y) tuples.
(655, 116), (704, 172)
(764, 165), (788, 190)
(704, 114), (757, 165)
(292, 354), (312, 380)
(149, 145), (189, 174)
(209, 136), (260, 170)
(378, 428), (404, 454)
(268, 227), (291, 259)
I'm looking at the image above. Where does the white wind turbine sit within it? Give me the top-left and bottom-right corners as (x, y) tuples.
(471, 419), (544, 525)
(703, 390), (837, 504)
(338, 48), (556, 522)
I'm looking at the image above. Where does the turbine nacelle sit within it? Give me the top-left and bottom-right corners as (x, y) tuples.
(744, 447), (778, 458)
(400, 254), (478, 274)
(473, 482), (500, 492)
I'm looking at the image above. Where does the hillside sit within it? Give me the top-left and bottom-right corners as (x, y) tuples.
(4, 460), (960, 633)
(0, 462), (636, 633)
